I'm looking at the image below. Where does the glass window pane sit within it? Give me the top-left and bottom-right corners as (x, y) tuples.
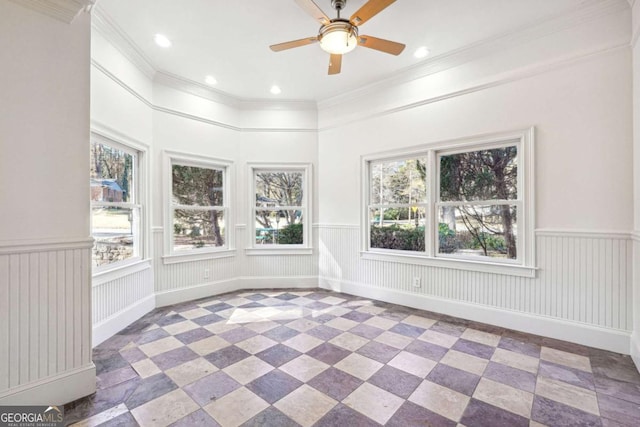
(173, 209), (225, 251)
(255, 172), (303, 207)
(438, 205), (517, 259)
(172, 165), (224, 207)
(92, 206), (137, 267)
(440, 146), (517, 202)
(255, 210), (303, 245)
(370, 158), (427, 205)
(90, 141), (134, 202)
(369, 207), (426, 252)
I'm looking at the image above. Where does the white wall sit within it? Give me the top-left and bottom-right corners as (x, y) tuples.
(317, 5), (635, 352)
(631, 0), (640, 367)
(0, 0), (94, 405)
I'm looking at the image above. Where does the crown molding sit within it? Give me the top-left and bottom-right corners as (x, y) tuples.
(91, 4), (156, 79)
(318, 0), (630, 109)
(8, 0), (95, 23)
(154, 71), (317, 111)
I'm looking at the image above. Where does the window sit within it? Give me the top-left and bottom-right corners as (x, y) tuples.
(164, 151), (233, 260)
(90, 138), (141, 270)
(249, 164), (311, 252)
(362, 129), (534, 276)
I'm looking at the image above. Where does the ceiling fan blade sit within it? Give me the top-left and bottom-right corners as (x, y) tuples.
(328, 54), (342, 75)
(350, 0), (396, 26)
(294, 0), (331, 25)
(358, 35), (405, 55)
(270, 37), (318, 52)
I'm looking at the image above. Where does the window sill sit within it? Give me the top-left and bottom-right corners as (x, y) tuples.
(92, 258), (152, 287)
(360, 251), (537, 278)
(162, 249), (236, 265)
(245, 247), (313, 256)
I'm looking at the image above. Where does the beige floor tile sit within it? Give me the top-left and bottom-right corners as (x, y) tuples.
(356, 305), (386, 315)
(441, 350), (488, 376)
(324, 317), (359, 331)
(70, 403), (128, 427)
(491, 348), (539, 374)
(178, 308), (212, 320)
(226, 297), (253, 307)
(199, 300), (221, 308)
(274, 384), (337, 426)
(334, 353), (383, 381)
(286, 318), (320, 332)
(530, 421), (548, 427)
(535, 376), (600, 415)
(223, 356), (274, 385)
(409, 380), (470, 422)
(188, 335), (231, 356)
(138, 336), (183, 358)
(243, 320), (279, 334)
(289, 296), (314, 306)
(283, 333), (324, 353)
(280, 355), (329, 382)
(204, 387), (269, 427)
(343, 382), (404, 424)
(204, 322), (239, 334)
(227, 308), (265, 324)
(131, 359), (162, 379)
(321, 306), (352, 317)
(418, 330), (459, 348)
(540, 347), (592, 372)
(329, 332), (369, 352)
(388, 351), (437, 377)
(473, 378), (534, 418)
(374, 331), (413, 349)
(402, 315), (437, 329)
(319, 296), (347, 305)
(363, 316), (398, 330)
(162, 320), (199, 336)
(236, 335), (277, 354)
(461, 328), (501, 347)
(131, 389), (199, 427)
(165, 357), (218, 387)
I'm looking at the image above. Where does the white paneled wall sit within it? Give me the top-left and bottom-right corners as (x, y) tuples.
(93, 266), (154, 325)
(0, 241), (94, 402)
(318, 226), (633, 332)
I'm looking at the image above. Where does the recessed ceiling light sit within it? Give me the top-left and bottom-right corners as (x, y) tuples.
(270, 85), (281, 95)
(154, 34), (172, 48)
(414, 46), (430, 59)
(205, 75), (217, 85)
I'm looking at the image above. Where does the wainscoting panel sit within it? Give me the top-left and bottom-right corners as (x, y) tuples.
(318, 226), (632, 332)
(0, 240), (95, 404)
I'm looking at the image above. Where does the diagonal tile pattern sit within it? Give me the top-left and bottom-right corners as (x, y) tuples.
(65, 289), (640, 426)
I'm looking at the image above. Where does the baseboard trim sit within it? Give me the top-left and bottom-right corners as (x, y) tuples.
(319, 277), (631, 354)
(0, 364), (96, 406)
(631, 332), (640, 370)
(93, 294), (155, 346)
(155, 276), (319, 307)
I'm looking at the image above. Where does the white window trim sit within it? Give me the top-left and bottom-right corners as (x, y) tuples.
(360, 128), (536, 277)
(246, 162), (313, 255)
(90, 129), (149, 276)
(163, 150), (235, 264)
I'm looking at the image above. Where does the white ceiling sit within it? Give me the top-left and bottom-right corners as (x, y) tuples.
(97, 0), (589, 102)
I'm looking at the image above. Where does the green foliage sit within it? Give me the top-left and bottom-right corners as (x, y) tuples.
(278, 223), (304, 244)
(173, 223), (183, 235)
(472, 232), (506, 253)
(438, 223), (457, 253)
(370, 225), (425, 252)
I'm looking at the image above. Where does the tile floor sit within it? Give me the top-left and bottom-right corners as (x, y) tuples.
(65, 289), (640, 426)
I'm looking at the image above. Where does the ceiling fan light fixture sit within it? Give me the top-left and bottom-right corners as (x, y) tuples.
(319, 21), (358, 55)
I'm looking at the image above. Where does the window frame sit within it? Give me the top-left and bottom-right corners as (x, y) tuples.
(247, 163), (312, 255)
(361, 128), (535, 277)
(90, 131), (147, 275)
(163, 150), (235, 264)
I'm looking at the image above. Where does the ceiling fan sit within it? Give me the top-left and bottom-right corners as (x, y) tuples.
(270, 0), (405, 75)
